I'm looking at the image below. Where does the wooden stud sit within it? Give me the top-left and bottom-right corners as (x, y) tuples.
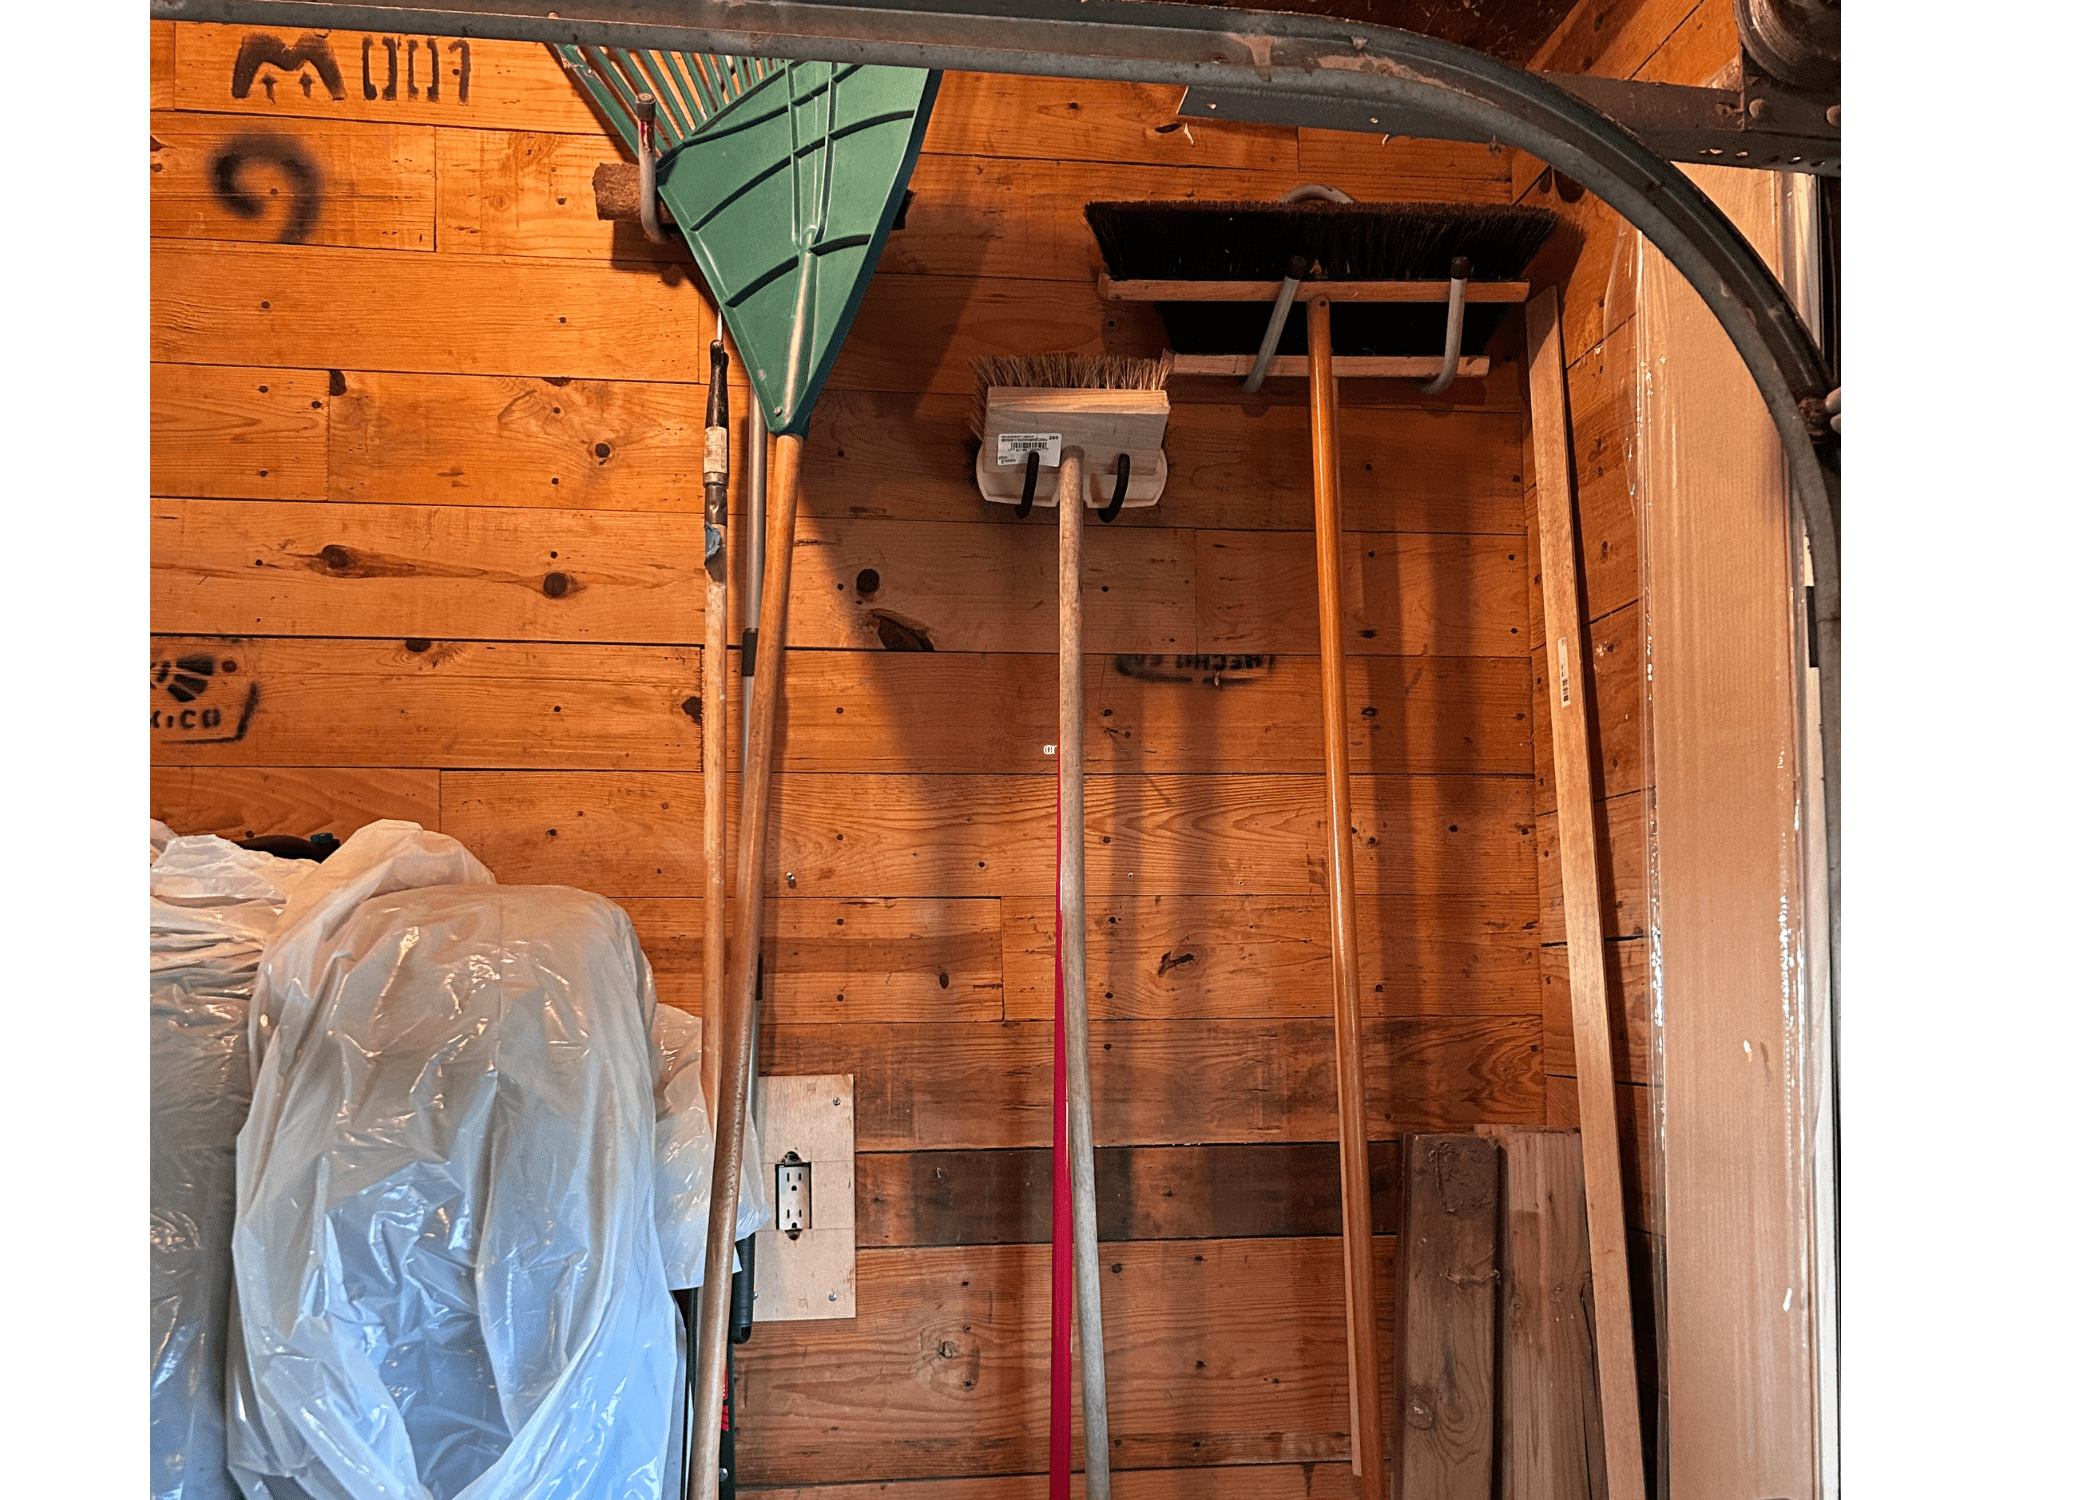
(1522, 287), (1646, 1500)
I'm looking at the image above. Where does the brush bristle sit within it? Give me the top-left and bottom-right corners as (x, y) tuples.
(1084, 200), (1560, 283)
(968, 352), (1175, 438)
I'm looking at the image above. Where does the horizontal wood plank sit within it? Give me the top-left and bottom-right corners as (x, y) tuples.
(857, 1141), (1409, 1248)
(150, 111), (435, 252)
(443, 772), (1538, 901)
(922, 73), (1295, 171)
(999, 893), (1539, 1021)
(628, 897), (1004, 1024)
(435, 126), (683, 263)
(741, 1462), (1363, 1500)
(151, 241), (706, 381)
(738, 1237), (1396, 1481)
(167, 23), (603, 134)
(328, 368), (736, 512)
(152, 364), (327, 500)
(1196, 531), (1529, 658)
(149, 765), (439, 839)
(757, 1016), (1542, 1151)
(1296, 129), (1513, 201)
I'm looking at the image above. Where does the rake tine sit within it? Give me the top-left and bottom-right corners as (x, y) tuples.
(668, 52), (717, 124)
(636, 51), (698, 140)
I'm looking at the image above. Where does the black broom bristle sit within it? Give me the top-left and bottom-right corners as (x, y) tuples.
(1084, 200), (1563, 360)
(1084, 200), (1560, 283)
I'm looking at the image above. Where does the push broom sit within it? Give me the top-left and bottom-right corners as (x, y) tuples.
(1085, 192), (1558, 1500)
(972, 352), (1175, 1500)
(555, 44), (941, 1500)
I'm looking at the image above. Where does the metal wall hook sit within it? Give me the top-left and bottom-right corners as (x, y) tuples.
(1243, 253), (1309, 395)
(1415, 255), (1470, 394)
(1016, 448), (1039, 517)
(635, 92), (668, 243)
(1099, 453), (1131, 522)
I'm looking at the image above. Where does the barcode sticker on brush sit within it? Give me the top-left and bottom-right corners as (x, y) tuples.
(995, 432), (1062, 467)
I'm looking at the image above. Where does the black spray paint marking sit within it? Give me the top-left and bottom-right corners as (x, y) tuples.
(211, 133), (323, 244)
(231, 33), (346, 101)
(150, 652), (260, 744)
(1111, 653), (1275, 686)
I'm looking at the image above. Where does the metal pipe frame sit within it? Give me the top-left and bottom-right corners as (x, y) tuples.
(150, 0), (1844, 1240)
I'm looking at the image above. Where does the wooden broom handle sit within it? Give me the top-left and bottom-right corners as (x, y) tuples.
(1308, 296), (1387, 1500)
(1058, 449), (1114, 1500)
(690, 432), (802, 1500)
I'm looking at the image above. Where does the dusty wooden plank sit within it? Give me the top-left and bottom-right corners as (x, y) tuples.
(1293, 132), (1513, 202)
(739, 1237), (1398, 1481)
(999, 894), (1539, 1022)
(149, 765), (439, 838)
(149, 110), (435, 251)
(434, 127), (684, 263)
(921, 72), (1296, 170)
(630, 897), (1003, 1023)
(1531, 602), (1642, 812)
(1530, 0), (1706, 77)
(1195, 531), (1530, 659)
(1474, 1127), (1603, 1500)
(857, 1142), (1409, 1248)
(1543, 1080), (1658, 1234)
(1540, 940), (1652, 1087)
(740, 1462), (1364, 1500)
(150, 241), (705, 381)
(167, 22), (603, 134)
(1534, 792), (1648, 945)
(1395, 1134), (1499, 1498)
(149, 635), (709, 769)
(328, 369), (740, 511)
(152, 363), (328, 500)
(442, 771), (1538, 901)
(759, 1017), (1542, 1151)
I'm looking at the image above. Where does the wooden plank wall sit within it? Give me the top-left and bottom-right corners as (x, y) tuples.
(149, 21), (1547, 1493)
(1512, 0), (1745, 1489)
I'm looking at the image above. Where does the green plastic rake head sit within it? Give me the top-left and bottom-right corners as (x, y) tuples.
(555, 44), (940, 438)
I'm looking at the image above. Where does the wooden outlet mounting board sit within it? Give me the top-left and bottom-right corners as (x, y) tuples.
(751, 1074), (856, 1321)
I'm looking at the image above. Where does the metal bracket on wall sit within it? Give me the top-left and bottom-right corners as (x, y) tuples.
(1179, 70), (1837, 175)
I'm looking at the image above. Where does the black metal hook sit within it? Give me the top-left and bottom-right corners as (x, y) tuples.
(1099, 453), (1131, 523)
(1016, 448), (1039, 518)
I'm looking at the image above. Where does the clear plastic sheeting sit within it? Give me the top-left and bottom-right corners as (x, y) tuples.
(152, 831), (317, 1500)
(652, 1007), (770, 1287)
(223, 821), (764, 1500)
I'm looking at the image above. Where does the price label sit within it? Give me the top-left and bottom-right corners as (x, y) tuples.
(995, 431), (1062, 467)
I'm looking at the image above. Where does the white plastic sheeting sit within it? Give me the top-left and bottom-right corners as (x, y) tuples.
(152, 831), (318, 1500)
(145, 818), (764, 1500)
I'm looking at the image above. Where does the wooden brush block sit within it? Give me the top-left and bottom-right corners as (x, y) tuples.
(975, 386), (1170, 509)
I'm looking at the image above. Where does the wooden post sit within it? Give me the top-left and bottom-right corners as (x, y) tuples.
(1057, 450), (1113, 1500)
(1522, 287), (1647, 1500)
(690, 431), (801, 1500)
(1395, 1134), (1499, 1499)
(1307, 294), (1387, 1500)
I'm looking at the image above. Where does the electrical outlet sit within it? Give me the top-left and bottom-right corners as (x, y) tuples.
(776, 1153), (810, 1239)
